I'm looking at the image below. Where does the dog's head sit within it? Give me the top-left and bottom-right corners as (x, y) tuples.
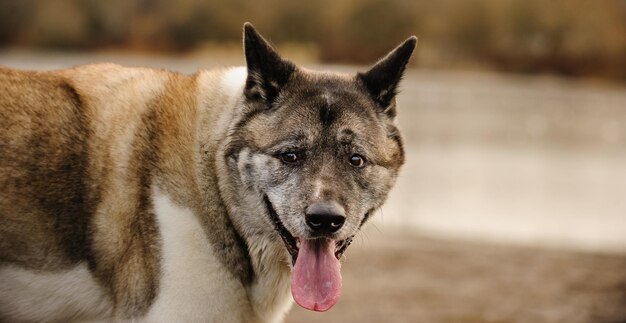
(222, 23), (415, 312)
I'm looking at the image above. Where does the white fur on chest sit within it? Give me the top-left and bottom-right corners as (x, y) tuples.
(146, 187), (294, 323)
(145, 187), (249, 322)
(0, 264), (111, 322)
(246, 238), (294, 323)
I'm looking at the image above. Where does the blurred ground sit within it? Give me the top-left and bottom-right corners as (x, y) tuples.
(287, 228), (626, 323)
(1, 51), (625, 322)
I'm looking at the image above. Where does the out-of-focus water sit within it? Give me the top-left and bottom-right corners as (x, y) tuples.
(383, 70), (626, 253)
(2, 50), (625, 253)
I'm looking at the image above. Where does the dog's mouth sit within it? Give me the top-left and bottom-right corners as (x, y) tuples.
(263, 195), (354, 312)
(262, 195), (353, 265)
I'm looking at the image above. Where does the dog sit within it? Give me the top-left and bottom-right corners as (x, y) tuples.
(0, 23), (416, 322)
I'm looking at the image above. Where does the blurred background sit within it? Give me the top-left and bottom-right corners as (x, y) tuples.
(2, 0), (626, 78)
(1, 0), (625, 322)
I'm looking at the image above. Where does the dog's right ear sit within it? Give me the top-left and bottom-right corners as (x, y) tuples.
(243, 23), (295, 104)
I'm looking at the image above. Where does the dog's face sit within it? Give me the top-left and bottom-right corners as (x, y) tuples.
(246, 72), (403, 240)
(223, 24), (415, 312)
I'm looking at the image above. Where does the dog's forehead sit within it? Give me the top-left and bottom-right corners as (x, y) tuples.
(275, 94), (381, 144)
(279, 73), (381, 131)
(243, 70), (394, 156)
(287, 69), (364, 104)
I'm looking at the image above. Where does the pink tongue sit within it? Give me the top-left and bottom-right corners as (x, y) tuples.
(291, 239), (342, 312)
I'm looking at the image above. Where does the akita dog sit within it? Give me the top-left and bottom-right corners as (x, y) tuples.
(0, 23), (416, 322)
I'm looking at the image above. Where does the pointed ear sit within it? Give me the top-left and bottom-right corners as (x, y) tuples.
(357, 36), (417, 117)
(243, 23), (295, 104)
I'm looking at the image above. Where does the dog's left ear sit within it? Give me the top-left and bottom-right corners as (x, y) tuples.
(358, 36), (417, 117)
(243, 22), (295, 104)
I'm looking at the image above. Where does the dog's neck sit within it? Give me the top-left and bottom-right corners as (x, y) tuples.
(196, 67), (294, 322)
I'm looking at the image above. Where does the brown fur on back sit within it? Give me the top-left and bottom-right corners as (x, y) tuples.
(0, 67), (93, 269)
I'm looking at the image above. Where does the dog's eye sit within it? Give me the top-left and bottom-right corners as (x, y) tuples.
(349, 154), (365, 167)
(280, 152), (299, 163)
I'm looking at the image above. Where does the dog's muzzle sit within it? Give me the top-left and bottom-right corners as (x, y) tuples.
(262, 195), (353, 265)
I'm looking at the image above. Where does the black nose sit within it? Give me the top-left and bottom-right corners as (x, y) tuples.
(305, 202), (346, 234)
